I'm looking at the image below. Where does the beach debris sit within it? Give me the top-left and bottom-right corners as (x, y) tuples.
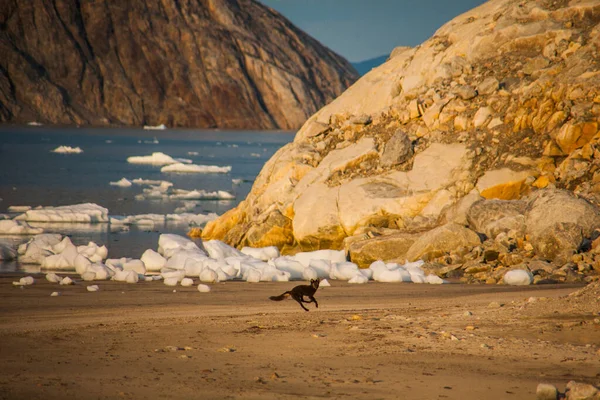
(12, 276), (35, 286)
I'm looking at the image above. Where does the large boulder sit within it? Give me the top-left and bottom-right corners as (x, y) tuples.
(404, 223), (482, 262)
(525, 189), (600, 263)
(467, 199), (527, 239)
(346, 232), (417, 268)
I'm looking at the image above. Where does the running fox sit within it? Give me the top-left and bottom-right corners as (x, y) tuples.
(269, 279), (320, 311)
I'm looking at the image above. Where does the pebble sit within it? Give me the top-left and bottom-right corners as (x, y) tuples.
(463, 311), (473, 316)
(487, 301), (504, 308)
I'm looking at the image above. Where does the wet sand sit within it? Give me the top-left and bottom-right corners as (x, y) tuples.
(0, 274), (598, 399)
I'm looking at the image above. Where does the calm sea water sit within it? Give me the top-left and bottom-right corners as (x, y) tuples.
(0, 126), (294, 272)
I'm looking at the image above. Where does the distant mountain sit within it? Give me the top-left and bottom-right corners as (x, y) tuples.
(352, 55), (389, 76)
(0, 0), (359, 130)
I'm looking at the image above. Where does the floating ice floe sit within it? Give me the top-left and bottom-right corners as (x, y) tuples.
(14, 203), (109, 223)
(127, 152), (190, 166)
(0, 220), (44, 235)
(160, 163), (232, 174)
(7, 205), (32, 213)
(132, 178), (172, 186)
(143, 124), (166, 130)
(503, 269), (533, 286)
(109, 212), (217, 228)
(169, 189), (234, 200)
(52, 146), (83, 154)
(28, 121), (43, 126)
(109, 178), (133, 187)
(232, 178), (243, 185)
(188, 151), (199, 156)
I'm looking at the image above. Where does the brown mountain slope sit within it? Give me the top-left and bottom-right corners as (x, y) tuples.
(0, 0), (358, 129)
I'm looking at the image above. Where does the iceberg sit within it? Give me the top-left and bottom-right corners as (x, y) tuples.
(109, 178), (132, 187)
(161, 163), (231, 174)
(14, 203), (109, 223)
(52, 146), (83, 154)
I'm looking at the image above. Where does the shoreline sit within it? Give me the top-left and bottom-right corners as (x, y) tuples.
(1, 274), (597, 399)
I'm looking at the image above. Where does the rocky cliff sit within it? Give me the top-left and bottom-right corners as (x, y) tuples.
(0, 0), (358, 129)
(202, 0), (600, 284)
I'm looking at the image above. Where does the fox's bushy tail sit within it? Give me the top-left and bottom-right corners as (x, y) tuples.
(269, 292), (290, 301)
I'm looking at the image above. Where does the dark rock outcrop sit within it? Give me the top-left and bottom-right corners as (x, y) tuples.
(0, 0), (358, 129)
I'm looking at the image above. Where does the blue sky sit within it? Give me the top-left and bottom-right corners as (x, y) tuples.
(259, 0), (488, 62)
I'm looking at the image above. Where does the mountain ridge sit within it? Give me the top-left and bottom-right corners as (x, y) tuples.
(0, 0), (359, 129)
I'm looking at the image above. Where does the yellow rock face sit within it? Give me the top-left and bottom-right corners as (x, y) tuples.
(480, 180), (529, 200)
(554, 122), (598, 154)
(202, 207), (246, 241)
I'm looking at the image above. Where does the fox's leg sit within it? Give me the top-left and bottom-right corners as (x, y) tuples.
(292, 293), (310, 311)
(306, 295), (318, 308)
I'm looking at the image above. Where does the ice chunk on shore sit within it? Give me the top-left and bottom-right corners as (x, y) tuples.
(503, 269), (533, 286)
(197, 284), (211, 293)
(161, 163), (232, 174)
(77, 242), (108, 263)
(292, 249), (346, 268)
(15, 203), (109, 223)
(158, 234), (202, 258)
(60, 276), (73, 285)
(87, 285), (100, 292)
(140, 249), (166, 272)
(13, 276), (35, 286)
(348, 274), (368, 284)
(241, 246), (280, 261)
(46, 272), (61, 283)
(18, 234), (63, 264)
(112, 269), (139, 283)
(180, 278), (194, 287)
(0, 220), (44, 235)
(203, 240), (244, 260)
(52, 146), (83, 154)
(109, 178), (132, 187)
(330, 262), (360, 281)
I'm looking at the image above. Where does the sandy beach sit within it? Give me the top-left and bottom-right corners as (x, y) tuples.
(1, 275), (598, 400)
